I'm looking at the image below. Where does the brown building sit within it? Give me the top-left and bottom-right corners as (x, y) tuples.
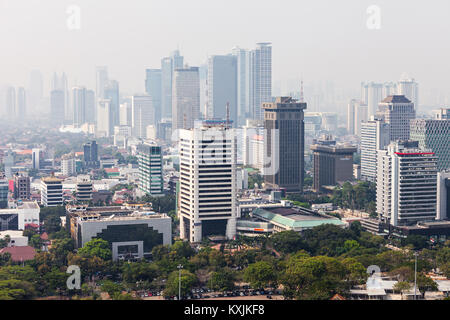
(13, 173), (31, 200)
(263, 96), (306, 193)
(311, 137), (357, 192)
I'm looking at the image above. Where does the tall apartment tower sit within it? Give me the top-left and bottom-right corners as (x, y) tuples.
(41, 177), (63, 207)
(137, 143), (163, 196)
(376, 140), (437, 226)
(178, 120), (237, 243)
(410, 108), (450, 171)
(263, 97), (306, 193)
(360, 117), (391, 182)
(361, 82), (384, 118)
(311, 137), (357, 192)
(207, 55), (238, 125)
(145, 69), (162, 123)
(61, 153), (76, 176)
(172, 67), (200, 133)
(132, 95), (154, 139)
(348, 99), (368, 136)
(377, 95), (416, 141)
(251, 43), (272, 120)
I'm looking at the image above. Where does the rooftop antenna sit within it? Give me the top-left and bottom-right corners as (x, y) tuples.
(300, 79), (304, 103)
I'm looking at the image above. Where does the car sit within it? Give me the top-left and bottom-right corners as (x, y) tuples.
(266, 295), (272, 299)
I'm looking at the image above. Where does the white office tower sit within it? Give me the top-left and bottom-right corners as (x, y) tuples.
(172, 67), (200, 133)
(41, 177), (63, 207)
(76, 175), (93, 202)
(207, 55), (238, 125)
(96, 99), (113, 137)
(161, 50), (184, 119)
(348, 100), (368, 136)
(347, 99), (357, 135)
(437, 171), (450, 220)
(232, 47), (251, 126)
(72, 87), (87, 126)
(376, 140), (438, 226)
(360, 118), (390, 182)
(119, 102), (132, 126)
(178, 120), (237, 242)
(132, 95), (154, 139)
(377, 95), (416, 141)
(242, 119), (264, 169)
(397, 75), (419, 112)
(250, 43), (272, 120)
(361, 82), (383, 118)
(61, 153), (76, 176)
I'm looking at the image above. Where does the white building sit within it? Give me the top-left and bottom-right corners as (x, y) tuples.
(178, 120), (237, 242)
(360, 117), (390, 182)
(0, 201), (40, 230)
(97, 98), (113, 137)
(377, 140), (437, 226)
(61, 154), (76, 176)
(397, 76), (419, 112)
(132, 95), (154, 139)
(0, 230), (28, 247)
(41, 177), (63, 207)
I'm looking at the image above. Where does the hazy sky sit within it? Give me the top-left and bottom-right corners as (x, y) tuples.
(1, 0), (450, 104)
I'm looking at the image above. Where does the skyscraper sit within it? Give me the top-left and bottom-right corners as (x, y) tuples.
(161, 50), (184, 119)
(145, 69), (162, 123)
(232, 47), (251, 126)
(263, 97), (306, 193)
(83, 141), (99, 169)
(397, 76), (419, 111)
(52, 72), (70, 122)
(41, 177), (63, 207)
(178, 120), (237, 242)
(5, 87), (15, 121)
(96, 66), (109, 101)
(97, 99), (113, 137)
(207, 55), (238, 125)
(377, 95), (416, 141)
(360, 117), (390, 182)
(376, 140), (437, 226)
(104, 80), (119, 127)
(50, 90), (65, 126)
(361, 82), (384, 118)
(410, 108), (450, 171)
(16, 87), (26, 119)
(131, 95), (154, 139)
(251, 43), (272, 120)
(28, 70), (43, 115)
(72, 87), (87, 126)
(172, 67), (200, 132)
(137, 143), (163, 196)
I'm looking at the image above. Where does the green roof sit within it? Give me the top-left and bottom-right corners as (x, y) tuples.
(253, 208), (345, 229)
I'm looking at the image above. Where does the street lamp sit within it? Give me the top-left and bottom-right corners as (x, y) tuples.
(414, 252), (418, 300)
(177, 264), (183, 301)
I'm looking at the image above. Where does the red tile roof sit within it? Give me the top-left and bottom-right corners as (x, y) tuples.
(0, 246), (36, 262)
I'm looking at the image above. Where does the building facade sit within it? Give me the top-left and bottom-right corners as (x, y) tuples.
(137, 143), (163, 196)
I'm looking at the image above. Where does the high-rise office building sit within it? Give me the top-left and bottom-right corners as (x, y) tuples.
(61, 153), (76, 176)
(360, 117), (390, 182)
(410, 109), (450, 171)
(263, 97), (306, 193)
(85, 89), (95, 123)
(178, 120), (237, 242)
(52, 72), (70, 122)
(251, 43), (272, 120)
(50, 90), (65, 126)
(104, 80), (119, 127)
(232, 47), (251, 126)
(137, 143), (163, 196)
(41, 177), (63, 207)
(361, 82), (383, 118)
(397, 76), (419, 112)
(96, 66), (109, 101)
(83, 141), (99, 169)
(161, 50), (184, 119)
(76, 175), (93, 203)
(311, 136), (356, 192)
(16, 87), (26, 119)
(72, 87), (86, 126)
(437, 171), (450, 221)
(120, 102), (132, 126)
(377, 95), (416, 141)
(145, 69), (162, 123)
(131, 95), (154, 139)
(5, 87), (15, 121)
(376, 140), (437, 226)
(97, 99), (113, 137)
(207, 55), (238, 125)
(32, 148), (41, 170)
(172, 67), (200, 132)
